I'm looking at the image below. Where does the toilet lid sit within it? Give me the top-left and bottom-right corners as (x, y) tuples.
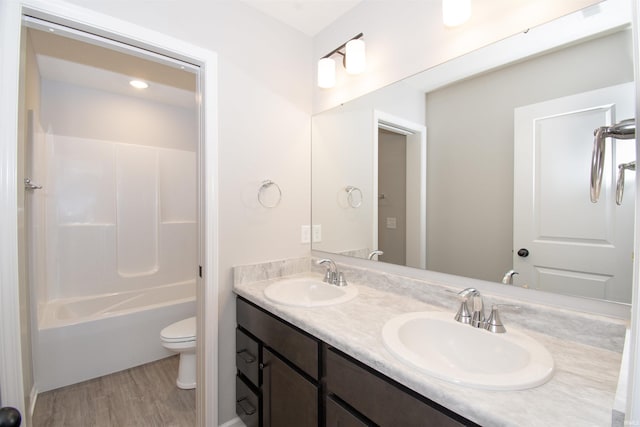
(160, 317), (196, 343)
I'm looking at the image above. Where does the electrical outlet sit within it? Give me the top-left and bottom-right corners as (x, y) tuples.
(312, 224), (322, 242)
(301, 225), (311, 243)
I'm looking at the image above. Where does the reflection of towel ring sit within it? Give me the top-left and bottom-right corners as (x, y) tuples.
(345, 186), (363, 208)
(616, 161), (636, 206)
(591, 118), (636, 203)
(258, 180), (282, 208)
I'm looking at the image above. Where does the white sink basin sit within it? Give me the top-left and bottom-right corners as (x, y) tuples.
(264, 278), (358, 307)
(382, 311), (554, 390)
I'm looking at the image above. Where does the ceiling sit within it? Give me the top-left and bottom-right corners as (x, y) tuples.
(240, 0), (363, 36)
(27, 1), (362, 107)
(29, 27), (197, 109)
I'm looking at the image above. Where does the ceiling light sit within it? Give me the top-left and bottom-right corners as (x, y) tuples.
(129, 80), (149, 89)
(317, 33), (366, 89)
(443, 0), (471, 27)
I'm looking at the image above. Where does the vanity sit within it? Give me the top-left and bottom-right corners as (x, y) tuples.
(235, 296), (472, 427)
(233, 259), (625, 427)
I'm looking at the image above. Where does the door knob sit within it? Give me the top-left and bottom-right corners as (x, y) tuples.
(517, 248), (529, 257)
(0, 406), (21, 427)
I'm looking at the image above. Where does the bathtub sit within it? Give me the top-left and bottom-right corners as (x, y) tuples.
(36, 280), (196, 392)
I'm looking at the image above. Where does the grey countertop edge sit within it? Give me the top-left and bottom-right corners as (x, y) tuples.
(233, 273), (622, 427)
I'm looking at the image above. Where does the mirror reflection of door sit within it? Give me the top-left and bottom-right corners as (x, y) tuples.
(514, 82), (635, 303)
(377, 129), (407, 266)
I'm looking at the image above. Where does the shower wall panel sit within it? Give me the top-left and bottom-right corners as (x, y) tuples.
(116, 145), (159, 277)
(45, 134), (196, 300)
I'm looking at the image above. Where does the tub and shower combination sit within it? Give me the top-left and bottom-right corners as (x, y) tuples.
(36, 280), (196, 392)
(31, 130), (197, 392)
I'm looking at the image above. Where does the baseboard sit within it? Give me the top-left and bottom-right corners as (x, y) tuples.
(219, 416), (245, 427)
(29, 385), (38, 418)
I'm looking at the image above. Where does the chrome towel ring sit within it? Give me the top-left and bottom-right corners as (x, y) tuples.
(616, 161), (636, 206)
(590, 118), (635, 203)
(345, 186), (363, 208)
(258, 180), (282, 208)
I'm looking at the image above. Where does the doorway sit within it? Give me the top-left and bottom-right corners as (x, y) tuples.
(373, 111), (427, 269)
(0, 3), (218, 425)
(24, 17), (200, 392)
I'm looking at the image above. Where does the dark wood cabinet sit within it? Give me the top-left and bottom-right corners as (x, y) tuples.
(325, 348), (475, 427)
(236, 375), (259, 427)
(236, 297), (475, 427)
(236, 297), (321, 427)
(262, 347), (318, 427)
(326, 396), (369, 427)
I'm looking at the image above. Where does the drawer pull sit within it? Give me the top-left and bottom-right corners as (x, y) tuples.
(237, 349), (256, 364)
(236, 396), (257, 415)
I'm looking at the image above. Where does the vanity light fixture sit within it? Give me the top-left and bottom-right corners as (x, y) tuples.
(129, 79), (149, 89)
(317, 33), (365, 88)
(442, 0), (471, 27)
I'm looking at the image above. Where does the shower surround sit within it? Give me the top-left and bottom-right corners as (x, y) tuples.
(32, 131), (197, 392)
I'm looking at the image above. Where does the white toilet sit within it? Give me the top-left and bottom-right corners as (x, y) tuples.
(160, 317), (196, 389)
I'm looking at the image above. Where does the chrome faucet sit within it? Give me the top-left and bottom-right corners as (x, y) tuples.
(453, 287), (517, 333)
(368, 250), (384, 260)
(454, 288), (484, 327)
(316, 258), (347, 286)
(501, 270), (519, 285)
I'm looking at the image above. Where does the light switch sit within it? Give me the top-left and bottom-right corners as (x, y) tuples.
(386, 217), (397, 229)
(312, 224), (322, 242)
(301, 225), (311, 243)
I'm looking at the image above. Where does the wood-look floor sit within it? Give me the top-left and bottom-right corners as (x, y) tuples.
(32, 356), (196, 427)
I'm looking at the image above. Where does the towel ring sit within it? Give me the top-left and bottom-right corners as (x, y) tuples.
(616, 161), (636, 206)
(258, 180), (282, 208)
(591, 118), (636, 203)
(345, 186), (363, 208)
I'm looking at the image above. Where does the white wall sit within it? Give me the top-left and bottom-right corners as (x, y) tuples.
(60, 1), (313, 423)
(41, 80), (198, 150)
(313, 0), (601, 113)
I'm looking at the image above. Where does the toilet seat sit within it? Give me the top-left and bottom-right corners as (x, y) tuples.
(161, 316), (196, 343)
(160, 316), (197, 389)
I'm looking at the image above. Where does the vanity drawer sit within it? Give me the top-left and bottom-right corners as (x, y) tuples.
(326, 396), (370, 427)
(237, 298), (319, 380)
(236, 328), (260, 386)
(326, 348), (470, 427)
(236, 375), (259, 427)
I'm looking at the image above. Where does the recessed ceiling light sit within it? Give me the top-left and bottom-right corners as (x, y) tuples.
(129, 80), (149, 89)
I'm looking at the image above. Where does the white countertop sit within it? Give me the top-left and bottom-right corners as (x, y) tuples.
(234, 273), (623, 427)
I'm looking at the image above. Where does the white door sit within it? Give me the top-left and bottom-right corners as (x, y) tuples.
(513, 82), (635, 303)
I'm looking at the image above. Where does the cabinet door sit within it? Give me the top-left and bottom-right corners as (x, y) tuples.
(262, 348), (318, 427)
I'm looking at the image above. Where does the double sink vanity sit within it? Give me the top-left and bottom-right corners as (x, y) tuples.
(233, 258), (626, 426)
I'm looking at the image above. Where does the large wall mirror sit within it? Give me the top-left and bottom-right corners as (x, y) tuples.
(311, 0), (635, 305)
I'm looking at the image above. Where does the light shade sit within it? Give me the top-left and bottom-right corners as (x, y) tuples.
(442, 0), (471, 27)
(345, 39), (366, 74)
(317, 57), (336, 88)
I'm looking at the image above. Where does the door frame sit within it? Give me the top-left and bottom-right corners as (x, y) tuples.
(0, 1), (219, 425)
(373, 111), (427, 269)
